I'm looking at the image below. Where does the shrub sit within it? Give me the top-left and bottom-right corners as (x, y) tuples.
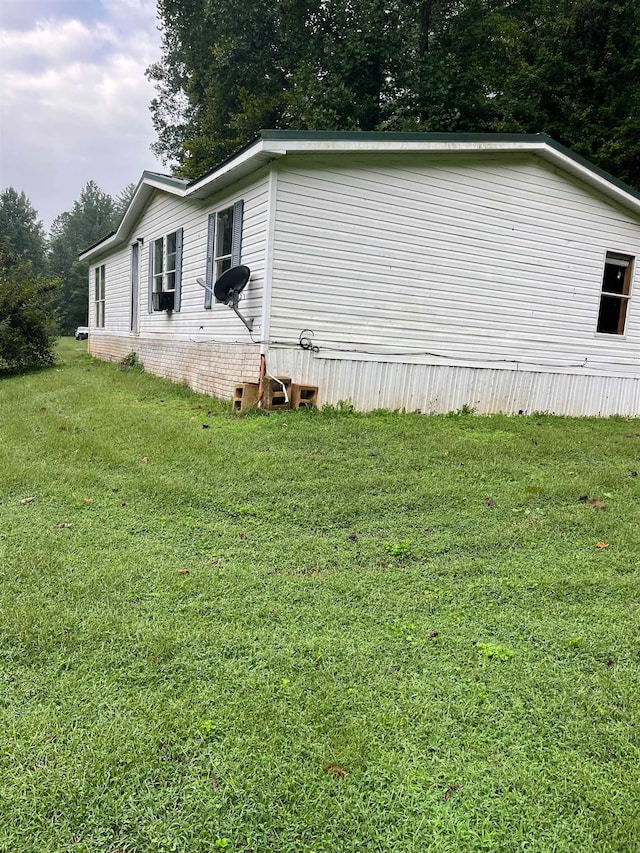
(0, 243), (60, 371)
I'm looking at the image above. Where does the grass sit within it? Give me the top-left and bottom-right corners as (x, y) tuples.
(0, 338), (639, 852)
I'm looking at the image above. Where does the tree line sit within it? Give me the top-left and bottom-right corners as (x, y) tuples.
(148, 0), (640, 188)
(3, 0), (638, 369)
(0, 182), (134, 370)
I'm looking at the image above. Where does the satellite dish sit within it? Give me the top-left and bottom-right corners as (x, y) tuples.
(214, 265), (250, 304)
(213, 265), (253, 331)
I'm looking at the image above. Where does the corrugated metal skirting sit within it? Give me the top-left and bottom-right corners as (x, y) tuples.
(266, 349), (640, 416)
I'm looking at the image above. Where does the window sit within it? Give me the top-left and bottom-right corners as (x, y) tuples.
(204, 200), (244, 309)
(94, 265), (105, 328)
(214, 206), (234, 279)
(597, 252), (634, 335)
(148, 228), (183, 313)
(152, 231), (178, 294)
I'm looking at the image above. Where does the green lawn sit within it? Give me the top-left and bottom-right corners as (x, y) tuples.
(1, 339), (639, 852)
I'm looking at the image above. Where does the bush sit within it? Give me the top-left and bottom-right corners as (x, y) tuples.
(0, 244), (59, 371)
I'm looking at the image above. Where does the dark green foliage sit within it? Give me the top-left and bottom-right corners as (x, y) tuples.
(48, 182), (118, 335)
(0, 243), (59, 371)
(147, 0), (293, 176)
(0, 187), (48, 274)
(149, 0), (640, 189)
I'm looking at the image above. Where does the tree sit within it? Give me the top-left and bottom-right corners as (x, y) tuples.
(511, 0), (640, 188)
(148, 0), (296, 177)
(0, 187), (48, 274)
(114, 182), (137, 224)
(148, 0), (640, 189)
(49, 182), (118, 334)
(0, 242), (59, 371)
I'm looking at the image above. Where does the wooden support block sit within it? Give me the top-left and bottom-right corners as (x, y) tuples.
(291, 384), (318, 408)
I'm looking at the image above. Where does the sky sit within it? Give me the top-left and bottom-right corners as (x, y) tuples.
(0, 0), (165, 230)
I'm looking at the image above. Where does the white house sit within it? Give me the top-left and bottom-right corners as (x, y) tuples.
(79, 131), (640, 416)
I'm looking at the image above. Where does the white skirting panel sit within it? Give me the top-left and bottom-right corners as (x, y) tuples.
(266, 348), (640, 416)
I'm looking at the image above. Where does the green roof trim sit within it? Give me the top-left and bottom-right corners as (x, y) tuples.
(540, 137), (640, 206)
(80, 230), (117, 257)
(142, 170), (190, 190)
(81, 130), (640, 261)
(259, 129), (551, 143)
(257, 130), (640, 205)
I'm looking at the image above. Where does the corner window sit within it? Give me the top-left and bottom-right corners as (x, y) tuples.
(597, 252), (633, 335)
(94, 265), (105, 328)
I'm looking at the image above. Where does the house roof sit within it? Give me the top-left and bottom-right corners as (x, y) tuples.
(79, 132), (640, 261)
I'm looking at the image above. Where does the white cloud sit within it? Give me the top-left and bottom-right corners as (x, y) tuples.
(0, 0), (164, 230)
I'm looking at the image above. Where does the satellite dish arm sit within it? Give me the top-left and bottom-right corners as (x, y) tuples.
(197, 276), (253, 331)
(232, 305), (254, 332)
(196, 277), (215, 296)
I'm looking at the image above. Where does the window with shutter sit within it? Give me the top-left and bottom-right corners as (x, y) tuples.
(204, 201), (244, 308)
(148, 228), (183, 312)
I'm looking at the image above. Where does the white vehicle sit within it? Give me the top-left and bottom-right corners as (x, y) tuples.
(74, 326), (89, 340)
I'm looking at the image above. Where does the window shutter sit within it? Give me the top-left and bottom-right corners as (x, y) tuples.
(174, 227), (183, 312)
(204, 212), (216, 309)
(231, 199), (244, 266)
(148, 243), (154, 313)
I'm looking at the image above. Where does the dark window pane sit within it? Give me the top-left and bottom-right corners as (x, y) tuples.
(602, 262), (627, 295)
(216, 256), (232, 279)
(597, 295), (627, 334)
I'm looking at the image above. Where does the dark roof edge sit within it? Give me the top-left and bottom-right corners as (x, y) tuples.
(143, 170), (190, 190)
(80, 229), (117, 257)
(260, 129), (551, 144)
(541, 137), (640, 205)
(185, 134), (262, 190)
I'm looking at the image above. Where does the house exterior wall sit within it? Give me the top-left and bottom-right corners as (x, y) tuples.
(266, 152), (640, 415)
(88, 171), (269, 396)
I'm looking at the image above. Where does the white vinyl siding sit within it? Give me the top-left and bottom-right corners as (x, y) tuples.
(87, 172), (269, 342)
(89, 247), (131, 333)
(269, 153), (640, 379)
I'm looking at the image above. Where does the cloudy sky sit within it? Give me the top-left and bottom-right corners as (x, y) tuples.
(0, 0), (165, 230)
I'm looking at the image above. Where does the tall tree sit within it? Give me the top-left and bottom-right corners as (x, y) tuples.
(114, 182), (137, 224)
(148, 0), (298, 177)
(0, 187), (48, 274)
(49, 182), (117, 334)
(148, 0), (640, 189)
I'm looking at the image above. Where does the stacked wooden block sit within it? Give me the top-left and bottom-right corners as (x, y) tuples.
(233, 377), (319, 412)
